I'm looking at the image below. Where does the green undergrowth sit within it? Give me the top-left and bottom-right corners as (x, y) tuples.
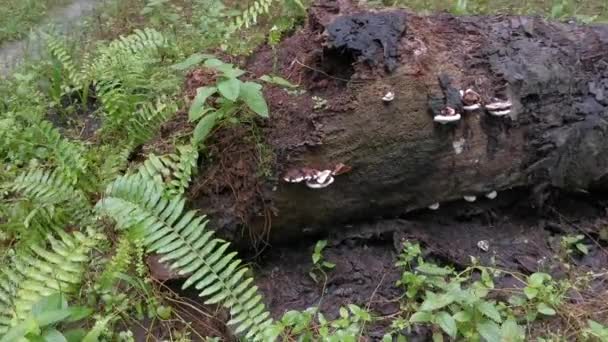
(0, 0), (73, 44)
(1, 0), (607, 340)
(383, 0), (608, 23)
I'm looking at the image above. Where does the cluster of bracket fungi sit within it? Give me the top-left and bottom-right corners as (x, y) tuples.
(428, 190), (498, 210)
(382, 88), (512, 124)
(433, 88), (512, 124)
(283, 163), (351, 189)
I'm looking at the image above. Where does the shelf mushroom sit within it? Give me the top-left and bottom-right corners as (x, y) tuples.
(434, 106), (461, 124)
(463, 195), (477, 202)
(382, 91), (395, 102)
(485, 98), (512, 116)
(282, 163), (351, 190)
(460, 89), (482, 111)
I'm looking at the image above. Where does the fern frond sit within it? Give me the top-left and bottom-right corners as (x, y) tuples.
(96, 236), (134, 291)
(47, 36), (86, 88)
(34, 121), (89, 184)
(95, 145), (132, 187)
(0, 228), (102, 334)
(93, 28), (169, 75)
(137, 144), (198, 195)
(128, 97), (176, 146)
(232, 0), (274, 32)
(95, 175), (272, 340)
(11, 168), (91, 223)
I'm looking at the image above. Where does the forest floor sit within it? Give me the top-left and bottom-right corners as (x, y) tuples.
(2, 0), (608, 341)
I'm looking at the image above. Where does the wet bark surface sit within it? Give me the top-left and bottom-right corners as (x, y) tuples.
(187, 0), (608, 244)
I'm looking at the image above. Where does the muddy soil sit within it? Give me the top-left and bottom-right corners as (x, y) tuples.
(250, 190), (608, 340)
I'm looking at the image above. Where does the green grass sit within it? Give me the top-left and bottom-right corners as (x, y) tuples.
(386, 0), (608, 22)
(0, 0), (73, 44)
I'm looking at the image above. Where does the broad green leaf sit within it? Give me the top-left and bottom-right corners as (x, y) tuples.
(420, 292), (455, 311)
(156, 305), (172, 320)
(216, 64), (246, 78)
(576, 243), (589, 255)
(536, 303), (556, 316)
(435, 311), (457, 338)
(528, 273), (549, 287)
(218, 78), (241, 101)
(501, 318), (525, 342)
(409, 311), (433, 323)
(170, 53), (214, 70)
(523, 287), (538, 299)
(66, 307), (93, 322)
(188, 86), (217, 122)
(382, 334), (393, 342)
(416, 263), (453, 276)
(35, 309), (75, 327)
(259, 75), (298, 88)
(312, 252), (321, 264)
(64, 329), (87, 342)
(204, 58), (225, 68)
(192, 111), (219, 145)
(322, 261), (335, 269)
(477, 301), (502, 323)
(508, 295), (526, 307)
(43, 329), (68, 342)
(240, 81), (269, 117)
(432, 332), (444, 342)
(477, 320), (502, 342)
(453, 311), (472, 322)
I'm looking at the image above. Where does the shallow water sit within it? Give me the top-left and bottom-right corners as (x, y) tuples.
(0, 0), (99, 76)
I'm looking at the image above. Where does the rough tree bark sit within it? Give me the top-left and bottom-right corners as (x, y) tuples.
(190, 0), (608, 245)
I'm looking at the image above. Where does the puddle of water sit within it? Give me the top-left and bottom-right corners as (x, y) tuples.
(0, 0), (100, 76)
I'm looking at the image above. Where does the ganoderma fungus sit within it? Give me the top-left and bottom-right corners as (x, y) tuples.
(428, 202), (440, 210)
(283, 163), (352, 189)
(382, 91), (395, 102)
(485, 98), (512, 116)
(306, 175), (335, 189)
(485, 190), (498, 199)
(433, 107), (461, 124)
(460, 89), (481, 111)
(463, 195), (477, 202)
(477, 240), (490, 252)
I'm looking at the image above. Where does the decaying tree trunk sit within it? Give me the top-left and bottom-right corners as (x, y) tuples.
(189, 0), (608, 245)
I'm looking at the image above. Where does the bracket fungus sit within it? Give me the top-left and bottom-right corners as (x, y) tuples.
(485, 190), (498, 199)
(428, 202), (440, 210)
(283, 163), (351, 190)
(460, 89), (482, 111)
(477, 240), (490, 252)
(485, 98), (512, 116)
(463, 195), (477, 202)
(433, 107), (461, 124)
(382, 91), (395, 102)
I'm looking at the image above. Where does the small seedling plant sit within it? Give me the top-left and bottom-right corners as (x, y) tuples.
(309, 240), (336, 283)
(560, 234), (589, 256)
(386, 240), (570, 342)
(264, 304), (373, 341)
(184, 55), (270, 146)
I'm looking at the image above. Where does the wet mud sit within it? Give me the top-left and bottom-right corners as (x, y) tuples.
(253, 190), (608, 339)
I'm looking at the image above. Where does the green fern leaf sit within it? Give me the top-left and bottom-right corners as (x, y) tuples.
(0, 229), (101, 334)
(96, 175), (273, 340)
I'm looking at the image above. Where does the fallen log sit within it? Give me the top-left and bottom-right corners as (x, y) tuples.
(186, 0), (608, 245)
